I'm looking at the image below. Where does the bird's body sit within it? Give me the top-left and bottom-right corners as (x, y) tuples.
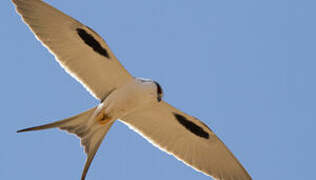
(96, 78), (161, 125)
(12, 0), (252, 179)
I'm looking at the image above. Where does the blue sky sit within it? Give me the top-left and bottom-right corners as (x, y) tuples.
(1, 0), (316, 179)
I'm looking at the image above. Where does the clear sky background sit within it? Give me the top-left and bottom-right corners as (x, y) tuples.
(1, 0), (315, 179)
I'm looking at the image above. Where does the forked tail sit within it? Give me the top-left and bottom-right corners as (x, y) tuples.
(17, 106), (114, 180)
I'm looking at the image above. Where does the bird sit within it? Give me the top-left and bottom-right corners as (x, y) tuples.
(11, 0), (252, 180)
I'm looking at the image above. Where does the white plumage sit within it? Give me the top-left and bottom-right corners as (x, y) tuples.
(12, 0), (251, 180)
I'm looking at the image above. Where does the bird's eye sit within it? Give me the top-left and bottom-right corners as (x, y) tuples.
(154, 81), (163, 101)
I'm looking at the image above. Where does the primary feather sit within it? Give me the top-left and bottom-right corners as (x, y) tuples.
(121, 102), (252, 180)
(12, 0), (132, 100)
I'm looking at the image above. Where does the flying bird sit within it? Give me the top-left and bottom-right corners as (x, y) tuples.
(12, 0), (252, 180)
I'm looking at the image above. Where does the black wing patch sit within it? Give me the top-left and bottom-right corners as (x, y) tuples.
(173, 113), (209, 139)
(76, 28), (110, 58)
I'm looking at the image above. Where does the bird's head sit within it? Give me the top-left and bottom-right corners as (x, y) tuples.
(136, 78), (163, 102)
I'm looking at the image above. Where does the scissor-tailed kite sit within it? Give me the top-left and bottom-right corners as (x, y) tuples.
(12, 0), (251, 179)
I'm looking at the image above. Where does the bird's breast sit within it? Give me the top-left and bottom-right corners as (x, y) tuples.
(102, 79), (158, 120)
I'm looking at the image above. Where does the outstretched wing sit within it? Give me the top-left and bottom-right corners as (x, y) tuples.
(120, 101), (251, 180)
(12, 0), (133, 100)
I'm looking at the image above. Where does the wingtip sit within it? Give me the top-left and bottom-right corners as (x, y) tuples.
(16, 127), (34, 133)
